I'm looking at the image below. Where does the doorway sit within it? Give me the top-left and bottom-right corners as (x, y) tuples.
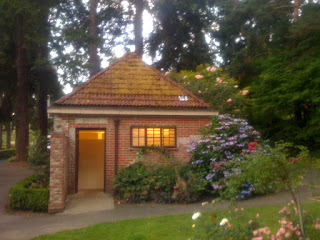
(77, 129), (106, 192)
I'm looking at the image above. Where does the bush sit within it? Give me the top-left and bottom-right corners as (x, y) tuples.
(113, 162), (151, 202)
(0, 149), (16, 159)
(222, 142), (311, 203)
(188, 114), (260, 195)
(28, 134), (50, 175)
(8, 175), (49, 212)
(113, 162), (205, 203)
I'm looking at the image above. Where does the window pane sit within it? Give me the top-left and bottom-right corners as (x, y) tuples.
(162, 128), (176, 147)
(132, 128), (145, 147)
(132, 128), (139, 137)
(138, 137), (145, 146)
(132, 138), (139, 146)
(139, 128), (145, 136)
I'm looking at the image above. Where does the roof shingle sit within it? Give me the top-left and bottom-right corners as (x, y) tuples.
(55, 53), (210, 109)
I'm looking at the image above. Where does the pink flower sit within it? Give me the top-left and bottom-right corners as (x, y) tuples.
(195, 75), (203, 79)
(292, 157), (297, 164)
(215, 163), (221, 169)
(253, 230), (259, 236)
(206, 66), (211, 71)
(216, 77), (222, 83)
(279, 228), (285, 234)
(241, 208), (244, 211)
(198, 90), (202, 93)
(235, 208), (238, 212)
(242, 90), (249, 95)
(227, 98), (232, 102)
(210, 66), (217, 72)
(248, 220), (253, 224)
(285, 232), (291, 238)
(234, 85), (239, 88)
(183, 75), (187, 79)
(295, 230), (301, 236)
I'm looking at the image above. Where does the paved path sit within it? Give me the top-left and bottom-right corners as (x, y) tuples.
(0, 160), (319, 240)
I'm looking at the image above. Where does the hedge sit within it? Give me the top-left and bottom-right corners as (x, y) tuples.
(0, 149), (16, 159)
(8, 175), (49, 212)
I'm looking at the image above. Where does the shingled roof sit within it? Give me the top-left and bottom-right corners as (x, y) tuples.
(55, 53), (210, 109)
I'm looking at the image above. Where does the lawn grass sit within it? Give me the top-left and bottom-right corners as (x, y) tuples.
(32, 202), (320, 240)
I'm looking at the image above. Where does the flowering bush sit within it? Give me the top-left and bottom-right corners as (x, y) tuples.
(192, 204), (259, 240)
(169, 64), (249, 115)
(221, 142), (311, 202)
(188, 114), (260, 197)
(192, 202), (320, 240)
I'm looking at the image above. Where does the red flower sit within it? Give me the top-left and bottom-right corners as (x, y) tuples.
(248, 142), (258, 151)
(173, 186), (179, 189)
(292, 157), (297, 164)
(154, 186), (159, 190)
(215, 163), (221, 169)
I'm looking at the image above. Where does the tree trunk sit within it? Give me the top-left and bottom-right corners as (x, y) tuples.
(293, 0), (299, 23)
(134, 0), (144, 57)
(15, 20), (29, 162)
(89, 0), (100, 77)
(0, 124), (2, 150)
(38, 1), (49, 151)
(6, 122), (11, 149)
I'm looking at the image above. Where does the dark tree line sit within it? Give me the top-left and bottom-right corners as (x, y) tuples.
(0, 0), (319, 160)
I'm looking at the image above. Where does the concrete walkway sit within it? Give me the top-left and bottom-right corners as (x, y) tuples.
(0, 160), (319, 240)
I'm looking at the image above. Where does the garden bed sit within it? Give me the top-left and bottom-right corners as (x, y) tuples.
(8, 174), (49, 212)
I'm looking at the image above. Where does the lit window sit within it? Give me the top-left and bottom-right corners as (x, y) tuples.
(131, 127), (176, 148)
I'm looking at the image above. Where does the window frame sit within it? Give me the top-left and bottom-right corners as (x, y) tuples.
(130, 126), (177, 148)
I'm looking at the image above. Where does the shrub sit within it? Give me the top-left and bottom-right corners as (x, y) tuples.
(7, 156), (16, 163)
(188, 114), (260, 195)
(222, 142), (311, 203)
(28, 134), (50, 175)
(8, 175), (49, 212)
(113, 162), (205, 203)
(113, 162), (151, 202)
(0, 149), (16, 159)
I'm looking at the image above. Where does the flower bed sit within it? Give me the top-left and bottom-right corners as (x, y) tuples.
(8, 174), (49, 212)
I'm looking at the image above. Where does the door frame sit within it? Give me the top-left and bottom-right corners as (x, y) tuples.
(75, 128), (107, 193)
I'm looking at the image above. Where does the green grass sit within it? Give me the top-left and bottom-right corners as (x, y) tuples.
(32, 202), (320, 240)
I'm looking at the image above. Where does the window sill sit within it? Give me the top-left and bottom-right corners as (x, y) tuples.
(129, 147), (179, 151)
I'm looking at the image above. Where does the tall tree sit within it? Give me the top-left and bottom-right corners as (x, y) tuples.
(149, 0), (215, 71)
(15, 15), (29, 161)
(89, 0), (100, 76)
(133, 0), (144, 57)
(5, 122), (11, 149)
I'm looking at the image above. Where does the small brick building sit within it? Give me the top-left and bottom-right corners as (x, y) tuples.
(48, 53), (217, 212)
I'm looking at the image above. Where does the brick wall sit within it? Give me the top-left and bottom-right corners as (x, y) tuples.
(48, 133), (68, 213)
(50, 115), (210, 203)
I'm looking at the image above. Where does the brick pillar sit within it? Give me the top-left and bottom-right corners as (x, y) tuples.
(48, 132), (68, 213)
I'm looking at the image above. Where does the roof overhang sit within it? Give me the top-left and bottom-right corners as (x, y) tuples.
(48, 106), (218, 117)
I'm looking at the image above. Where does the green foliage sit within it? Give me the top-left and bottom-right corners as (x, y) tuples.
(28, 134), (50, 175)
(113, 162), (205, 203)
(149, 0), (215, 71)
(8, 174), (49, 212)
(113, 162), (151, 202)
(0, 148), (16, 159)
(188, 115), (260, 197)
(170, 65), (247, 115)
(7, 156), (16, 163)
(193, 205), (258, 240)
(222, 142), (311, 202)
